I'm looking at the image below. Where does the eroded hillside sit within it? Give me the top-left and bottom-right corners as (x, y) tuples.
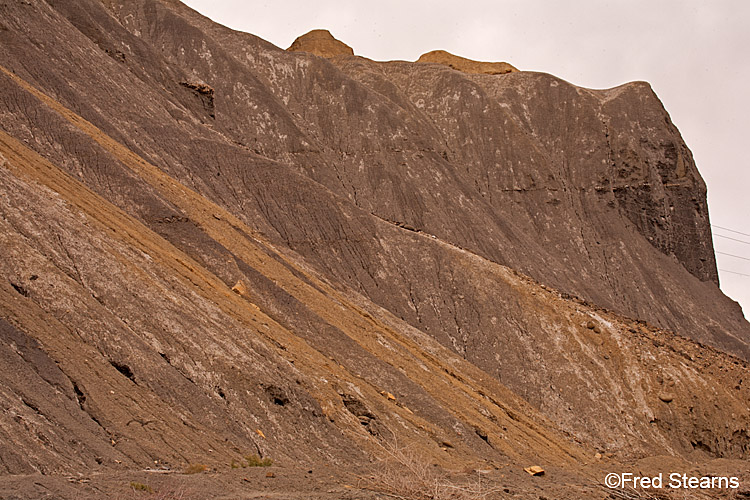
(0, 1), (749, 498)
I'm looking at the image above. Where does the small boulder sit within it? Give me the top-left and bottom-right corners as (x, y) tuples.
(658, 392), (674, 403)
(524, 465), (545, 476)
(232, 280), (248, 296)
(380, 390), (396, 401)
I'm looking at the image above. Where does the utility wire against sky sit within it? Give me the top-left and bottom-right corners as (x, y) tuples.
(720, 269), (750, 277)
(716, 251), (750, 262)
(714, 234), (750, 245)
(712, 224), (750, 238)
(712, 224), (750, 250)
(712, 224), (750, 277)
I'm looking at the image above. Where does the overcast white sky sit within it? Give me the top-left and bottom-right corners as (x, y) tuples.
(182, 0), (750, 315)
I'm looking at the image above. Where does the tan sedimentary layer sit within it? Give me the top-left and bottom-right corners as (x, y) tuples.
(287, 29), (354, 58)
(417, 49), (518, 74)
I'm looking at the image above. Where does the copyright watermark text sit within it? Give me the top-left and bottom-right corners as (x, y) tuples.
(605, 472), (740, 490)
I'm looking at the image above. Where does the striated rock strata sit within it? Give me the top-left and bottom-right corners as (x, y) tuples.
(0, 1), (748, 497)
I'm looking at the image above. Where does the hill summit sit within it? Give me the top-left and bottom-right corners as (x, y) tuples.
(287, 29), (354, 57)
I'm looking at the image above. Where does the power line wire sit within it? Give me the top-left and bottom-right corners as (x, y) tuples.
(719, 269), (750, 277)
(712, 224), (750, 238)
(716, 251), (750, 262)
(714, 234), (750, 245)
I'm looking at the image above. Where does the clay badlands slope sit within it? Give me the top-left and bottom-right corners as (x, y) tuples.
(0, 0), (749, 498)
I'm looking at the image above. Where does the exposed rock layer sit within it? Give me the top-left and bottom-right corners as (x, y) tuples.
(287, 29), (354, 58)
(0, 0), (748, 497)
(417, 49), (519, 74)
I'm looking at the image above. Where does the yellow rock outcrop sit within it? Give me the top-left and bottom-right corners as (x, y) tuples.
(417, 49), (518, 75)
(287, 29), (354, 58)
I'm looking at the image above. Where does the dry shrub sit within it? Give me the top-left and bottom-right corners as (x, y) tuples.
(107, 480), (194, 500)
(602, 479), (749, 500)
(604, 488), (666, 500)
(183, 463), (207, 474)
(362, 441), (499, 500)
(244, 454), (273, 467)
(149, 483), (193, 500)
(129, 481), (153, 493)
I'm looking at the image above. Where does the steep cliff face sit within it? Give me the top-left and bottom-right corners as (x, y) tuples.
(0, 0), (749, 497)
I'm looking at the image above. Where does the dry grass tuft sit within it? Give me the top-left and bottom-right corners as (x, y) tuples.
(148, 483), (194, 500)
(245, 454), (273, 467)
(129, 481), (153, 493)
(230, 454), (273, 468)
(183, 463), (207, 474)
